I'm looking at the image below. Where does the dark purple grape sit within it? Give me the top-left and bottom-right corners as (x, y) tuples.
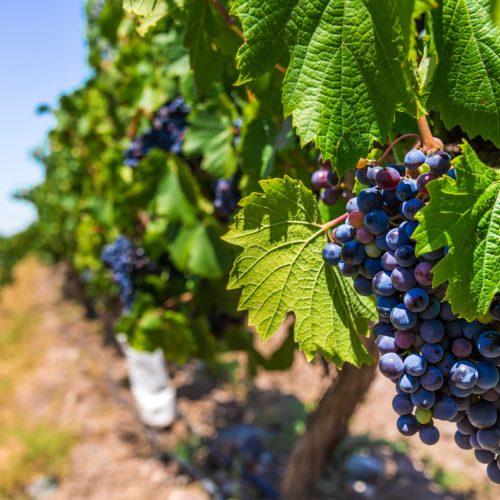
(417, 172), (438, 196)
(375, 167), (400, 190)
(426, 151), (451, 175)
(404, 287), (429, 312)
(379, 352), (404, 379)
(322, 242), (342, 266)
(404, 149), (426, 170)
(391, 266), (417, 291)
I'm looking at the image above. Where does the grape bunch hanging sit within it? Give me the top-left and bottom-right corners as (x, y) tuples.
(321, 148), (500, 483)
(124, 97), (189, 168)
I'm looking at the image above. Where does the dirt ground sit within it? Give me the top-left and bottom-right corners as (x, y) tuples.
(0, 259), (499, 499)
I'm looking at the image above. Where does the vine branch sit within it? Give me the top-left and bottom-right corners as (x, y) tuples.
(376, 133), (420, 164)
(320, 212), (349, 231)
(417, 114), (443, 152)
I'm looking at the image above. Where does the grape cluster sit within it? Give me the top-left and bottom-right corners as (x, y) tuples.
(124, 97), (189, 167)
(214, 178), (239, 221)
(322, 148), (500, 483)
(101, 236), (135, 310)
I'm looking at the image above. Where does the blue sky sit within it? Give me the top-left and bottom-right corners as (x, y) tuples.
(0, 1), (88, 236)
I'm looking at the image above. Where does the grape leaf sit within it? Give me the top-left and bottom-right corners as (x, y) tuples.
(168, 222), (233, 279)
(223, 177), (376, 367)
(232, 0), (417, 174)
(413, 143), (500, 320)
(183, 106), (238, 178)
(425, 0), (500, 145)
(123, 0), (170, 35)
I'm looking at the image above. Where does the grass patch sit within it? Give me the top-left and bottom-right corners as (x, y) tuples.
(0, 424), (75, 496)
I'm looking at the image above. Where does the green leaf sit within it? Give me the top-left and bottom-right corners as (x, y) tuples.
(425, 0), (500, 145)
(232, 0), (417, 174)
(152, 154), (201, 225)
(183, 106), (238, 178)
(413, 143), (500, 320)
(184, 0), (223, 93)
(223, 177), (376, 367)
(123, 0), (172, 35)
(168, 222), (232, 279)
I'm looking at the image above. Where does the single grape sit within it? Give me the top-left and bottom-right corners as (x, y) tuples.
(381, 251), (398, 272)
(357, 187), (383, 212)
(404, 354), (427, 376)
(419, 425), (440, 445)
(390, 304), (417, 330)
(334, 224), (356, 243)
(452, 338), (473, 358)
(422, 247), (445, 261)
(364, 209), (390, 234)
(417, 172), (438, 196)
(354, 275), (373, 296)
(322, 242), (342, 266)
(404, 220), (419, 240)
(379, 352), (405, 379)
(463, 320), (488, 340)
(386, 228), (410, 250)
(401, 198), (425, 221)
(426, 150), (451, 176)
(404, 287), (430, 312)
(376, 295), (399, 320)
(411, 387), (436, 409)
(320, 187), (340, 205)
(375, 167), (400, 190)
(420, 366), (444, 391)
(340, 240), (366, 265)
(372, 271), (396, 297)
(376, 335), (399, 354)
(347, 210), (365, 228)
(338, 261), (359, 277)
(364, 241), (383, 258)
(395, 245), (417, 267)
(404, 149), (426, 171)
(476, 428), (500, 452)
(455, 430), (473, 450)
(346, 197), (359, 212)
(356, 167), (370, 185)
(475, 449), (496, 465)
(399, 373), (420, 393)
(414, 261), (434, 286)
(356, 226), (374, 244)
(391, 266), (417, 292)
(415, 408), (433, 424)
(395, 330), (415, 350)
(468, 400), (498, 429)
(476, 361), (500, 390)
(432, 396), (457, 421)
(397, 414), (420, 436)
(392, 393), (414, 415)
(477, 331), (500, 358)
(311, 170), (329, 190)
(359, 257), (382, 279)
(422, 343), (444, 364)
(396, 178), (419, 201)
(450, 361), (478, 389)
(420, 319), (445, 344)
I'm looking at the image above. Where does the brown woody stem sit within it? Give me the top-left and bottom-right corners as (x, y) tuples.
(417, 114), (443, 152)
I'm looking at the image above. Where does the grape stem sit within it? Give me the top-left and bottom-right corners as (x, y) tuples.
(417, 114), (444, 152)
(376, 134), (420, 164)
(320, 212), (349, 231)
